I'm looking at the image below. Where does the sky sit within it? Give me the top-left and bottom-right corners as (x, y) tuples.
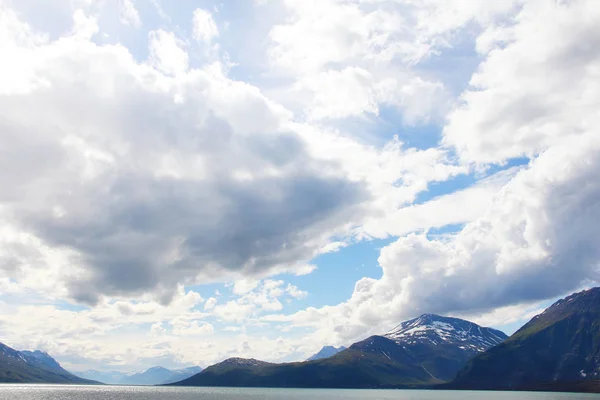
(0, 0), (599, 373)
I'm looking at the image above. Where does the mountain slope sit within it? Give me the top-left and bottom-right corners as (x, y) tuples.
(173, 315), (506, 388)
(384, 314), (508, 382)
(172, 346), (429, 388)
(451, 287), (600, 391)
(306, 346), (346, 361)
(0, 343), (98, 384)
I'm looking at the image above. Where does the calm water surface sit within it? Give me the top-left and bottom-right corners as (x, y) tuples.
(0, 385), (596, 400)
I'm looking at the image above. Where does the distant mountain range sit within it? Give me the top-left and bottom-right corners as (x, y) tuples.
(74, 366), (202, 385)
(0, 340), (201, 386)
(450, 287), (600, 391)
(172, 314), (506, 388)
(0, 344), (97, 384)
(305, 346), (346, 361)
(3, 287), (600, 393)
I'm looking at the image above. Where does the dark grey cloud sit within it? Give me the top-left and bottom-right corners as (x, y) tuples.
(0, 37), (370, 304)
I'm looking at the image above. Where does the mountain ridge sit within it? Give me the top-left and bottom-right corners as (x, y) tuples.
(450, 287), (600, 391)
(0, 342), (98, 384)
(74, 365), (203, 385)
(171, 314), (506, 388)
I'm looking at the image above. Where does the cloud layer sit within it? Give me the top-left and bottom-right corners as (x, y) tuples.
(0, 0), (598, 371)
(262, 0), (600, 346)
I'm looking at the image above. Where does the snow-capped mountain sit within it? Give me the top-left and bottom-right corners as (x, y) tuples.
(385, 314), (507, 352)
(306, 346), (347, 361)
(218, 358), (272, 367)
(175, 314), (509, 388)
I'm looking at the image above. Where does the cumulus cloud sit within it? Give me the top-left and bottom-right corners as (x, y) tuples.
(265, 0), (517, 122)
(269, 141), (600, 341)
(171, 319), (214, 336)
(374, 138), (600, 315)
(285, 283), (307, 299)
(264, 0), (600, 345)
(147, 29), (189, 75)
(192, 8), (218, 43)
(0, 4), (469, 307)
(443, 0), (600, 164)
(212, 279), (304, 322)
(0, 7), (379, 305)
(119, 0), (141, 28)
(204, 297), (217, 310)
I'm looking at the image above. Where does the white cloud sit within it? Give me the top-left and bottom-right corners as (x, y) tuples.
(285, 283), (307, 299)
(0, 287), (209, 366)
(147, 29), (188, 76)
(232, 279), (260, 295)
(292, 264), (317, 276)
(455, 301), (547, 330)
(204, 297), (217, 310)
(192, 8), (218, 43)
(150, 322), (166, 335)
(443, 0), (600, 165)
(71, 9), (99, 40)
(119, 0), (141, 28)
(0, 8), (383, 304)
(0, 6), (468, 307)
(212, 280), (307, 322)
(263, 0), (600, 346)
(264, 0), (516, 123)
(362, 166), (521, 238)
(171, 319), (214, 336)
(295, 67), (378, 120)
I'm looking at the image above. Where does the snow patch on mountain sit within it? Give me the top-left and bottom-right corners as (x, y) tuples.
(385, 314), (507, 352)
(221, 358), (272, 367)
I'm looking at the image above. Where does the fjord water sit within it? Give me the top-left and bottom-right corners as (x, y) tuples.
(0, 386), (596, 400)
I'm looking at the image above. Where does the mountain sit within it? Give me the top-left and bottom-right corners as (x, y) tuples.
(383, 314), (508, 382)
(0, 343), (98, 384)
(306, 346), (346, 361)
(172, 314), (506, 388)
(160, 366), (204, 384)
(451, 287), (600, 392)
(76, 366), (203, 385)
(73, 369), (130, 385)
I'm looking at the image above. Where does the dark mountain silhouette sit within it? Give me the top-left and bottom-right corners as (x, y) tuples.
(0, 343), (98, 384)
(450, 287), (600, 392)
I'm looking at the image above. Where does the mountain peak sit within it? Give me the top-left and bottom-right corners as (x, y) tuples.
(546, 287), (600, 314)
(146, 366), (169, 372)
(20, 349), (63, 370)
(220, 358), (271, 367)
(306, 345), (346, 361)
(514, 286), (600, 339)
(385, 314), (507, 352)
